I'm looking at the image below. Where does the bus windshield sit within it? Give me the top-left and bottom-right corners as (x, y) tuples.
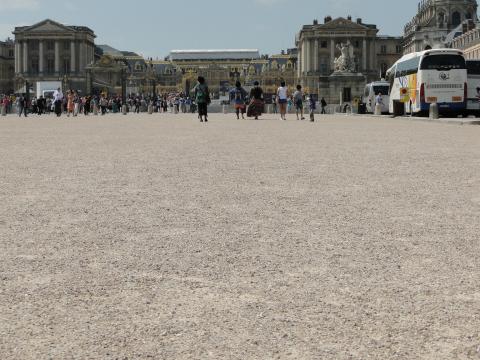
(466, 61), (480, 75)
(373, 86), (389, 95)
(420, 55), (466, 71)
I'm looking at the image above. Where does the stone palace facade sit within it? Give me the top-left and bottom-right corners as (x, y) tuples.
(0, 39), (14, 94)
(13, 19), (96, 94)
(296, 16), (403, 104)
(403, 0), (478, 54)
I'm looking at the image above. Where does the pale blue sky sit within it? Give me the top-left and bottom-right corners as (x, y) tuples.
(1, 0), (424, 58)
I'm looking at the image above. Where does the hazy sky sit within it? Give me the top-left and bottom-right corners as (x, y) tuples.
(0, 0), (423, 58)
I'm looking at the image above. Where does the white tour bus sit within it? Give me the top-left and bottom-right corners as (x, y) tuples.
(466, 60), (480, 116)
(387, 49), (467, 116)
(362, 81), (390, 113)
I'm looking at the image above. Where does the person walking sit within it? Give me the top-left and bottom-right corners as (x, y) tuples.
(320, 97), (327, 114)
(17, 95), (27, 117)
(375, 92), (384, 112)
(53, 88), (63, 117)
(37, 95), (45, 115)
(272, 95), (277, 114)
(84, 96), (91, 116)
(308, 95), (316, 122)
(230, 81), (248, 119)
(277, 81), (288, 120)
(100, 96), (108, 115)
(247, 81), (264, 120)
(194, 76), (210, 123)
(66, 90), (74, 117)
(293, 85), (305, 120)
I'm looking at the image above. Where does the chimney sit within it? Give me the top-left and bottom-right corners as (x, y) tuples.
(313, 19), (318, 25)
(324, 16), (332, 23)
(357, 18), (362, 24)
(347, 15), (352, 21)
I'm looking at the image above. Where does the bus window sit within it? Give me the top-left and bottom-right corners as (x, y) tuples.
(373, 86), (389, 95)
(364, 87), (369, 97)
(395, 56), (421, 77)
(466, 61), (480, 75)
(420, 55), (466, 70)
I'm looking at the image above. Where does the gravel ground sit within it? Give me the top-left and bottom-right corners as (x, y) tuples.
(0, 113), (479, 360)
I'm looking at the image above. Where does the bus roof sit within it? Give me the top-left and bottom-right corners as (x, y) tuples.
(367, 81), (389, 86)
(386, 48), (465, 75)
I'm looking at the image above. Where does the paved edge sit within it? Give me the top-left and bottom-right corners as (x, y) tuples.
(345, 113), (480, 125)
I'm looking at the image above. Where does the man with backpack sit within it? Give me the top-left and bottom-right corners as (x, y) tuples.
(193, 76), (210, 123)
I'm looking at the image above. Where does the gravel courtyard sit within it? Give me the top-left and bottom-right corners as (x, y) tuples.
(0, 113), (479, 359)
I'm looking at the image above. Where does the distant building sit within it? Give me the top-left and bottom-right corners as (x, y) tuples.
(13, 19), (96, 94)
(0, 39), (14, 94)
(296, 16), (402, 103)
(403, 0), (478, 54)
(155, 49), (296, 98)
(451, 24), (480, 59)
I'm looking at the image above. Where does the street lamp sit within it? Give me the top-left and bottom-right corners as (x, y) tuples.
(62, 74), (69, 92)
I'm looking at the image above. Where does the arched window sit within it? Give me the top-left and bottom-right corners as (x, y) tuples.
(452, 11), (461, 26)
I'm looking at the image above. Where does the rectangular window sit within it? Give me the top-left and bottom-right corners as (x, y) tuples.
(420, 54), (466, 70)
(381, 45), (387, 54)
(47, 59), (55, 74)
(321, 41), (328, 48)
(31, 59), (39, 74)
(64, 41), (70, 50)
(343, 87), (351, 102)
(47, 41), (54, 51)
(63, 59), (70, 74)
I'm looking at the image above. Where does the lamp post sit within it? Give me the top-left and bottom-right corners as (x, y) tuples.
(62, 74), (69, 92)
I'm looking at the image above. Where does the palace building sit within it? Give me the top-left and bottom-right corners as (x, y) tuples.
(403, 0), (478, 54)
(13, 19), (96, 94)
(0, 39), (14, 94)
(296, 16), (403, 103)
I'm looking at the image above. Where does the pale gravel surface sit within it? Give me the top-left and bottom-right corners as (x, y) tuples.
(0, 113), (479, 360)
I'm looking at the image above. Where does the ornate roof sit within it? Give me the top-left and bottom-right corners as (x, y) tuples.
(169, 50), (261, 61)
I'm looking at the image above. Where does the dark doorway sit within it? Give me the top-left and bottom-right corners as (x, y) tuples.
(343, 87), (352, 102)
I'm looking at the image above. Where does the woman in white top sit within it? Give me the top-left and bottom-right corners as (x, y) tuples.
(277, 81), (288, 120)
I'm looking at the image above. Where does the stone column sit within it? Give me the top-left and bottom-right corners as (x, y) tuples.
(54, 40), (60, 74)
(370, 39), (376, 75)
(306, 39), (311, 73)
(363, 39), (367, 72)
(23, 41), (28, 74)
(79, 41), (85, 72)
(314, 39), (319, 72)
(298, 44), (302, 78)
(330, 39), (335, 70)
(39, 40), (44, 74)
(14, 42), (20, 74)
(70, 41), (76, 74)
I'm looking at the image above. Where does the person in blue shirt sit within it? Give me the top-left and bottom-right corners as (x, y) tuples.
(230, 81), (248, 119)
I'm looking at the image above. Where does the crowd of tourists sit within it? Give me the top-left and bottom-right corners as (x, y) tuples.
(0, 77), (329, 122)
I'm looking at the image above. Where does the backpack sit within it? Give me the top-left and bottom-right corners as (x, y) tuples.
(235, 88), (245, 101)
(196, 85), (207, 103)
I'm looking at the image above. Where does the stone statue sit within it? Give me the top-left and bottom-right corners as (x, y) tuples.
(437, 12), (446, 26)
(334, 41), (355, 73)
